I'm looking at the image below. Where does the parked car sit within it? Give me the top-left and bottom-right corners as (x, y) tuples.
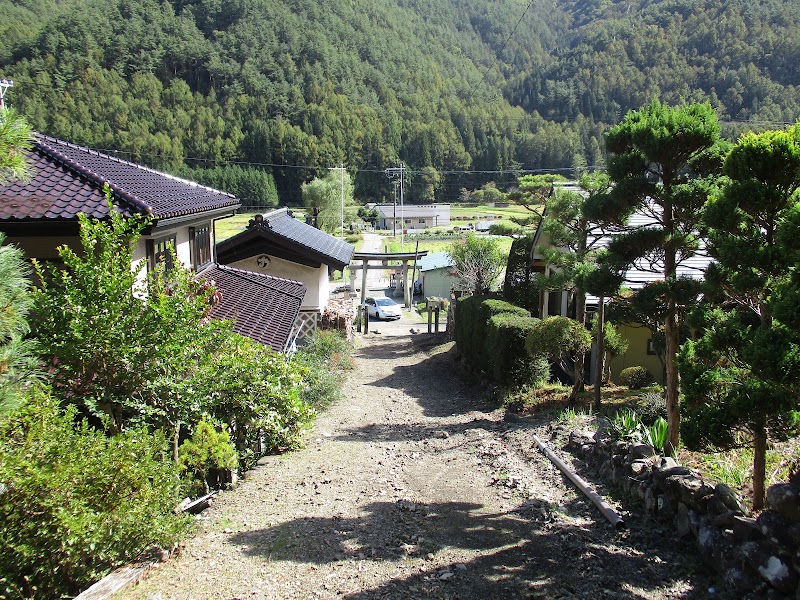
(364, 296), (402, 320)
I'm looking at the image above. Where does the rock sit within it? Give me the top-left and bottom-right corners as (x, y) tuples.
(673, 502), (692, 538)
(768, 484), (800, 522)
(627, 458), (650, 478)
(731, 515), (760, 542)
(568, 430), (595, 449)
(659, 456), (679, 470)
(711, 510), (737, 528)
(689, 511), (707, 538)
(653, 465), (691, 489)
(722, 566), (762, 595)
(697, 524), (734, 572)
(715, 483), (749, 516)
(657, 494), (676, 522)
(757, 510), (800, 549)
(644, 486), (659, 514)
(739, 540), (797, 595)
(629, 443), (656, 459)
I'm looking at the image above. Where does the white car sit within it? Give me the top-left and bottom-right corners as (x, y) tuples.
(364, 296), (402, 320)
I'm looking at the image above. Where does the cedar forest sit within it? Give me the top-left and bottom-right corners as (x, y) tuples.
(1, 0), (799, 205)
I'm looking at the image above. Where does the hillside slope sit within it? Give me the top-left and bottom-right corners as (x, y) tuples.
(0, 0), (797, 203)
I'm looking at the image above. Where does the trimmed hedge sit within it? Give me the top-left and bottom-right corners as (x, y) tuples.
(487, 313), (541, 385)
(455, 295), (531, 375)
(619, 366), (654, 389)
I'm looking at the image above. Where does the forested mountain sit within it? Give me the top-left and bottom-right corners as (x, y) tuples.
(1, 0), (798, 205)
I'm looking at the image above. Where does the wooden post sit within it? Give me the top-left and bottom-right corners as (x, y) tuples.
(428, 305), (433, 333)
(435, 306), (440, 333)
(363, 305), (369, 333)
(402, 261), (409, 307)
(360, 259), (368, 305)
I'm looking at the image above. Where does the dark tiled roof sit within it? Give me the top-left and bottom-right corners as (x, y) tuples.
(263, 208), (354, 268)
(0, 135), (239, 223)
(197, 264), (306, 351)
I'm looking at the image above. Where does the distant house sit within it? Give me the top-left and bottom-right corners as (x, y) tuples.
(0, 134), (305, 351)
(373, 204), (450, 232)
(216, 207), (355, 339)
(530, 182), (711, 384)
(417, 251), (463, 299)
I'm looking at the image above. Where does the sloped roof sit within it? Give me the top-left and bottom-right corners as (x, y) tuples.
(373, 204), (450, 218)
(217, 207), (354, 270)
(197, 264), (306, 351)
(418, 251), (454, 272)
(0, 135), (239, 224)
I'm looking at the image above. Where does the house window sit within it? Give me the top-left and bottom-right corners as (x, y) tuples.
(404, 218), (412, 224)
(190, 224), (212, 271)
(418, 219), (426, 224)
(147, 235), (176, 272)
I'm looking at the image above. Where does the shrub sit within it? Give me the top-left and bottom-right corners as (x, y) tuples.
(456, 296), (530, 372)
(487, 313), (539, 386)
(488, 222), (519, 236)
(637, 390), (667, 425)
(179, 419), (238, 495)
(294, 330), (355, 409)
(619, 366), (654, 389)
(196, 334), (314, 469)
(0, 396), (189, 599)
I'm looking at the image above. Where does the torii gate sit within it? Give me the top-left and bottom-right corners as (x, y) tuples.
(349, 250), (428, 309)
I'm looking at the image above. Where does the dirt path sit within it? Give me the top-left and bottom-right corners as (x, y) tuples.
(122, 316), (718, 600)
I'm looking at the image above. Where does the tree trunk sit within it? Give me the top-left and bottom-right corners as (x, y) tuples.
(753, 423), (767, 511)
(594, 296), (605, 410)
(664, 310), (680, 456)
(570, 290), (586, 401)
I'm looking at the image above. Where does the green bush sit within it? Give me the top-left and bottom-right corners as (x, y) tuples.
(455, 296), (530, 372)
(619, 366), (654, 389)
(0, 396), (189, 599)
(487, 222), (519, 236)
(294, 330), (355, 410)
(196, 334), (314, 469)
(179, 419), (238, 495)
(487, 313), (540, 386)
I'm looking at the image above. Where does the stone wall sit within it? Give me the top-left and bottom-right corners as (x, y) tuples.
(566, 430), (800, 598)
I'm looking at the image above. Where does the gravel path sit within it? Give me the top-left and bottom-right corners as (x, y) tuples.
(121, 314), (718, 600)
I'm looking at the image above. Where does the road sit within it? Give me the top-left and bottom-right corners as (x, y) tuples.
(121, 317), (715, 600)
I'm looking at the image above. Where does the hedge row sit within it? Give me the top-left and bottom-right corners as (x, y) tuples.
(455, 295), (541, 386)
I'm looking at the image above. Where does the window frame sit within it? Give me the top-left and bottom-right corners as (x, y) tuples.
(146, 234), (177, 273)
(190, 223), (212, 271)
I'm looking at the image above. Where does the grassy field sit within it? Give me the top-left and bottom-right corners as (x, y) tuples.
(380, 233), (514, 258)
(449, 203), (541, 225)
(215, 212), (259, 242)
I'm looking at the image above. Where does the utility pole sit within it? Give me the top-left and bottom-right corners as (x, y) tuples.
(328, 164), (346, 239)
(392, 180), (399, 237)
(0, 80), (14, 109)
(385, 163), (405, 252)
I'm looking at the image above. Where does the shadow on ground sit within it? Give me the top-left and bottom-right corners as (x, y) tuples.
(227, 498), (711, 599)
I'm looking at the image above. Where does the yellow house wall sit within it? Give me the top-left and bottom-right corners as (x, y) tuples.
(609, 324), (665, 384)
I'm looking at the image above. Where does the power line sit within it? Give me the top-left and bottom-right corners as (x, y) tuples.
(476, 0), (536, 89)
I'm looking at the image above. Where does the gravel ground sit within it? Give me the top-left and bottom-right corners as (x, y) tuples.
(120, 312), (720, 600)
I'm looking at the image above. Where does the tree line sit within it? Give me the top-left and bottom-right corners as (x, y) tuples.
(0, 0), (798, 205)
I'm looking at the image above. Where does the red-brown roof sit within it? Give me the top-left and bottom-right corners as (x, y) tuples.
(197, 264), (306, 351)
(0, 135), (239, 223)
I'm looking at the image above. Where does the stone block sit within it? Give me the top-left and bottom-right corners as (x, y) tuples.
(739, 540), (797, 595)
(730, 515), (760, 542)
(757, 510), (800, 549)
(673, 502), (692, 538)
(629, 443), (656, 459)
(715, 483), (749, 516)
(697, 524), (735, 572)
(568, 430), (595, 450)
(768, 484), (800, 522)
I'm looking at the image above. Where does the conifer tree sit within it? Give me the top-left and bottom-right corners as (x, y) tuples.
(584, 100), (724, 452)
(681, 124), (800, 509)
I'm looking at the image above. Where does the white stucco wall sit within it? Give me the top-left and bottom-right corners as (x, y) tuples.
(228, 254), (322, 310)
